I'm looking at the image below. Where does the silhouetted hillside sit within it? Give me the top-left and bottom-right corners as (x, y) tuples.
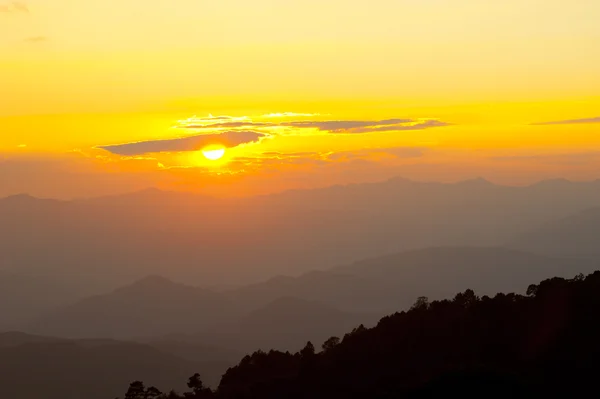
(229, 247), (599, 313)
(24, 248), (598, 344)
(216, 271), (600, 398)
(144, 339), (244, 365)
(118, 270), (600, 398)
(196, 297), (378, 353)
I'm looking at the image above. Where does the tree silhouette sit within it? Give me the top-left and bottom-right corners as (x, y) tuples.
(300, 341), (315, 358)
(163, 391), (183, 399)
(410, 296), (430, 311)
(124, 381), (145, 399)
(215, 272), (600, 398)
(121, 271), (600, 398)
(183, 373), (214, 398)
(123, 381), (162, 399)
(453, 288), (478, 308)
(321, 336), (340, 352)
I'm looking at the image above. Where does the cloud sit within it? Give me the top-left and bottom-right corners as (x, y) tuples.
(98, 131), (266, 156)
(174, 114), (450, 135)
(282, 118), (450, 134)
(349, 120), (450, 133)
(214, 151), (333, 174)
(182, 121), (274, 129)
(177, 115), (250, 127)
(263, 112), (321, 118)
(226, 147), (426, 173)
(176, 115), (274, 130)
(261, 151), (319, 157)
(0, 1), (28, 13)
(283, 119), (409, 131)
(492, 151), (600, 166)
(328, 147), (426, 161)
(24, 36), (47, 43)
(97, 113), (447, 163)
(532, 117), (600, 125)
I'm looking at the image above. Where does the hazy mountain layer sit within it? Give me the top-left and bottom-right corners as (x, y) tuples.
(4, 178), (600, 289)
(21, 247), (597, 348)
(510, 207), (600, 259)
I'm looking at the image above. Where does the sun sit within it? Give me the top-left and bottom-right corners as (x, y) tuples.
(202, 147), (226, 161)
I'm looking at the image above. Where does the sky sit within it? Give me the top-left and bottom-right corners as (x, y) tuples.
(1, 0), (600, 198)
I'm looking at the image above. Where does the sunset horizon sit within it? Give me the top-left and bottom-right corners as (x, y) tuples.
(3, 2), (600, 398)
(3, 1), (600, 199)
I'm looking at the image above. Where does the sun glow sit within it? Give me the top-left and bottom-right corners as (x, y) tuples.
(202, 147), (226, 161)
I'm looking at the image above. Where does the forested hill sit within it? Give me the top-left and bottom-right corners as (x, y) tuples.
(120, 271), (600, 398)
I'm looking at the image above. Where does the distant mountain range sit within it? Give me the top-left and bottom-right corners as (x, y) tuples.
(23, 275), (376, 353)
(26, 275), (240, 339)
(7, 268), (600, 399)
(214, 271), (600, 398)
(194, 296), (379, 353)
(511, 206), (600, 259)
(4, 177), (600, 289)
(3, 177), (600, 399)
(18, 247), (598, 350)
(0, 270), (89, 330)
(231, 247), (599, 314)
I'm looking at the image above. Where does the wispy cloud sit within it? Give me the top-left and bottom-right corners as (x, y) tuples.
(282, 118), (450, 134)
(98, 131), (266, 156)
(263, 112), (321, 118)
(0, 1), (28, 13)
(182, 121), (273, 129)
(229, 152), (328, 169)
(283, 119), (410, 131)
(175, 115), (272, 130)
(532, 116), (600, 125)
(99, 113), (448, 161)
(328, 147), (426, 161)
(24, 36), (47, 43)
(230, 146), (425, 170)
(177, 115), (450, 135)
(348, 120), (449, 134)
(177, 115), (250, 126)
(492, 151), (600, 166)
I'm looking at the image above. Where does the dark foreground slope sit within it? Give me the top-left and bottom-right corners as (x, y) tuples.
(215, 271), (600, 398)
(230, 247), (598, 314)
(125, 271), (600, 398)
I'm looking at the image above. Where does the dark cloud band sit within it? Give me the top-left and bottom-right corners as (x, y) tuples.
(177, 116), (450, 134)
(182, 122), (274, 129)
(281, 118), (449, 133)
(532, 117), (600, 126)
(98, 131), (265, 156)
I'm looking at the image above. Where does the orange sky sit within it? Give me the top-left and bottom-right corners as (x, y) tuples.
(2, 0), (600, 198)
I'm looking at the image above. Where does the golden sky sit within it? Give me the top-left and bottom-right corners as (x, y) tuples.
(1, 0), (600, 198)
